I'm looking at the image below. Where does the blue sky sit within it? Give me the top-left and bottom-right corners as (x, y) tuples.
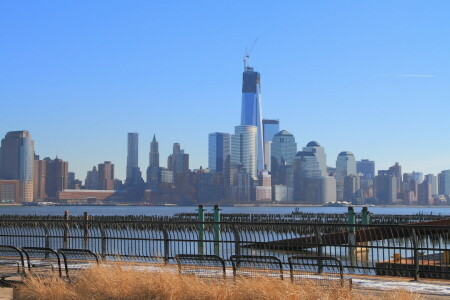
(1, 1), (450, 180)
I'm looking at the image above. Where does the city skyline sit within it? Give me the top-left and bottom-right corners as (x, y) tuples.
(2, 1), (450, 180)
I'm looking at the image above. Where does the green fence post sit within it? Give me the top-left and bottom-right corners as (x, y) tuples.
(348, 206), (356, 256)
(361, 207), (370, 225)
(213, 205), (221, 256)
(197, 205), (205, 255)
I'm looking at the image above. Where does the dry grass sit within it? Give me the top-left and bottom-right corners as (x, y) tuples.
(14, 264), (424, 300)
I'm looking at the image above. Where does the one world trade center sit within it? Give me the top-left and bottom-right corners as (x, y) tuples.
(241, 65), (264, 173)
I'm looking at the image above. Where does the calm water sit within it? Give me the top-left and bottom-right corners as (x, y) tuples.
(0, 205), (449, 216)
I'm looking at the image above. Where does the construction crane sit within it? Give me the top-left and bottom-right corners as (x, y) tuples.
(243, 38), (258, 70)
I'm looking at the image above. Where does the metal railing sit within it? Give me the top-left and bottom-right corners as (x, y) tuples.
(0, 219), (449, 280)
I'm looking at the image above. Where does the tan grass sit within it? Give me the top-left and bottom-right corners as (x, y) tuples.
(14, 264), (424, 300)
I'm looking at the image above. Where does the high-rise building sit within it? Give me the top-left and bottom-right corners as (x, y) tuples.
(303, 141), (327, 176)
(438, 170), (450, 195)
(208, 132), (230, 173)
(241, 66), (264, 172)
(412, 172), (424, 184)
(388, 162), (402, 193)
(45, 157), (68, 198)
(0, 131), (34, 202)
(375, 174), (397, 204)
(271, 130), (297, 168)
(231, 125), (257, 179)
(126, 132), (139, 181)
(357, 159), (375, 179)
(255, 171), (272, 202)
(418, 181), (433, 205)
(425, 174), (438, 195)
(149, 135), (159, 169)
(33, 156), (47, 200)
(262, 119), (280, 142)
(98, 161), (114, 190)
(168, 143), (189, 173)
(335, 151), (356, 201)
(85, 166), (99, 189)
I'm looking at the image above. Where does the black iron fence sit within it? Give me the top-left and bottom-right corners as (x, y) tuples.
(0, 219), (449, 280)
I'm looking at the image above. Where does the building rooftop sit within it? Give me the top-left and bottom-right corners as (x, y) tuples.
(274, 130), (293, 137)
(306, 141), (320, 147)
(339, 151), (354, 156)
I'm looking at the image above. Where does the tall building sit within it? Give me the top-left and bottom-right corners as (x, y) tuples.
(424, 174), (438, 195)
(168, 143), (189, 173)
(98, 161), (114, 190)
(149, 135), (159, 168)
(271, 130), (297, 168)
(126, 132), (139, 181)
(335, 151), (356, 202)
(375, 174), (397, 204)
(231, 125), (257, 179)
(0, 131), (34, 202)
(255, 171), (272, 202)
(388, 162), (402, 193)
(146, 135), (160, 190)
(262, 119), (280, 142)
(303, 141), (327, 176)
(241, 65), (264, 172)
(357, 159), (375, 179)
(438, 170), (450, 195)
(208, 132), (230, 173)
(33, 156), (47, 200)
(45, 157), (68, 198)
(85, 166), (99, 189)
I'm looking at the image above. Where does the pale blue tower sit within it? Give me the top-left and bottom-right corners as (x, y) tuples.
(241, 65), (264, 172)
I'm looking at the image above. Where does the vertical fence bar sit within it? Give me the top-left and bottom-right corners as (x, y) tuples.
(63, 210), (69, 248)
(348, 207), (356, 257)
(411, 228), (420, 281)
(162, 227), (170, 264)
(44, 223), (50, 249)
(315, 226), (323, 273)
(83, 212), (90, 248)
(100, 225), (106, 261)
(213, 205), (221, 256)
(197, 205), (205, 255)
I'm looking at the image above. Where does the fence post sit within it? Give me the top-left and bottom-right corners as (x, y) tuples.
(315, 226), (323, 273)
(348, 207), (356, 257)
(197, 205), (205, 255)
(44, 223), (50, 249)
(83, 212), (90, 242)
(100, 225), (106, 261)
(361, 207), (370, 225)
(232, 225), (241, 257)
(411, 228), (420, 281)
(213, 205), (221, 256)
(162, 227), (170, 264)
(63, 210), (69, 248)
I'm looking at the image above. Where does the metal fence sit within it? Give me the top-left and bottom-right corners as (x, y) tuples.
(0, 219), (449, 280)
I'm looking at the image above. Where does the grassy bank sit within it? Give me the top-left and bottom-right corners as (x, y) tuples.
(15, 265), (423, 300)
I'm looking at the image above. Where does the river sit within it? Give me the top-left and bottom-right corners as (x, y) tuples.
(0, 205), (449, 216)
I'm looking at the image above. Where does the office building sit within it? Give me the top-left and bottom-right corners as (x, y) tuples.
(438, 170), (450, 195)
(168, 143), (189, 173)
(231, 125), (257, 179)
(255, 171), (272, 202)
(262, 119), (279, 170)
(425, 174), (438, 195)
(375, 174), (397, 204)
(149, 135), (159, 169)
(208, 132), (230, 173)
(302, 141), (327, 176)
(146, 135), (160, 189)
(0, 131), (34, 202)
(126, 132), (139, 181)
(45, 157), (69, 198)
(0, 180), (20, 203)
(33, 156), (47, 200)
(336, 151), (356, 201)
(271, 130), (297, 169)
(241, 65), (264, 172)
(357, 159), (375, 179)
(98, 161), (114, 190)
(418, 181), (433, 205)
(85, 166), (99, 190)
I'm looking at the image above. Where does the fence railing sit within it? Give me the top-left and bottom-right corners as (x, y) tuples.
(0, 219), (449, 280)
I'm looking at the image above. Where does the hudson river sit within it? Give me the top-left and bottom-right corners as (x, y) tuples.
(0, 205), (449, 216)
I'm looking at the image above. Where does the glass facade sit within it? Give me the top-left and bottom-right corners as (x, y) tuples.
(126, 133), (139, 180)
(241, 68), (264, 172)
(262, 119), (280, 142)
(208, 132), (230, 173)
(271, 130), (297, 167)
(231, 125), (257, 178)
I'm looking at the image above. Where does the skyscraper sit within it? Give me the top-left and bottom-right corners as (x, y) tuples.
(302, 141), (327, 176)
(241, 66), (264, 172)
(149, 135), (159, 168)
(126, 132), (139, 181)
(271, 130), (297, 168)
(336, 151), (357, 201)
(45, 156), (69, 198)
(231, 125), (257, 179)
(357, 159), (375, 179)
(208, 132), (230, 173)
(98, 161), (114, 190)
(262, 119), (280, 142)
(146, 135), (160, 190)
(438, 170), (450, 195)
(0, 131), (34, 202)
